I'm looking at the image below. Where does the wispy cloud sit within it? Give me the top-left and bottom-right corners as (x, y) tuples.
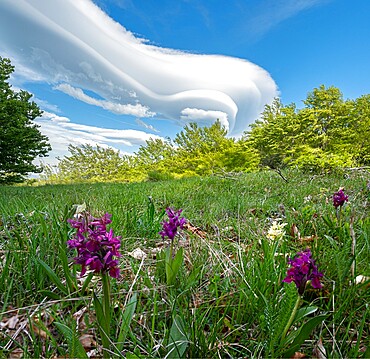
(55, 83), (155, 117)
(34, 98), (61, 113)
(183, 0), (212, 29)
(241, 0), (332, 39)
(135, 118), (160, 133)
(35, 111), (163, 166)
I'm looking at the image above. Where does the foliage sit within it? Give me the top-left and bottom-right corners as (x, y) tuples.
(49, 144), (130, 183)
(173, 120), (259, 175)
(350, 94), (370, 165)
(133, 138), (177, 181)
(0, 57), (51, 184)
(134, 138), (174, 168)
(247, 85), (370, 172)
(42, 120), (260, 184)
(246, 98), (298, 169)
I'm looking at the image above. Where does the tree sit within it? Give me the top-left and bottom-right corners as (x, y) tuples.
(55, 144), (129, 182)
(247, 98), (298, 169)
(133, 138), (176, 181)
(299, 85), (352, 152)
(173, 120), (257, 175)
(0, 57), (51, 184)
(246, 85), (367, 172)
(351, 95), (370, 164)
(134, 138), (174, 170)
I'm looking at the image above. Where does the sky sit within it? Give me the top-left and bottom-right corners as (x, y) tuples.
(0, 0), (370, 167)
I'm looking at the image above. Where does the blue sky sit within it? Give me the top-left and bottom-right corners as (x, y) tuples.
(0, 0), (369, 167)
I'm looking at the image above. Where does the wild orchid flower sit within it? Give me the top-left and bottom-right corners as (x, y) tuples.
(158, 207), (187, 286)
(283, 248), (323, 295)
(281, 249), (325, 346)
(67, 212), (121, 278)
(159, 207), (187, 241)
(67, 211), (122, 357)
(332, 188), (348, 208)
(266, 220), (287, 241)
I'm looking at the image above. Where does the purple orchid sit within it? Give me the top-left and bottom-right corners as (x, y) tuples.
(332, 188), (348, 208)
(283, 248), (323, 295)
(67, 212), (121, 278)
(159, 207), (187, 241)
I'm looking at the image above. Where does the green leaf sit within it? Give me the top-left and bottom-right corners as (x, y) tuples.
(93, 292), (110, 353)
(117, 292), (138, 351)
(93, 292), (105, 326)
(36, 259), (68, 295)
(58, 242), (77, 293)
(166, 314), (189, 359)
(283, 314), (327, 358)
(126, 353), (143, 359)
(166, 247), (183, 286)
(185, 265), (201, 290)
(55, 321), (88, 359)
(38, 290), (61, 300)
(80, 272), (94, 294)
(294, 306), (318, 324)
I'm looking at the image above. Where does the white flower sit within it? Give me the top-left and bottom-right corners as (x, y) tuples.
(128, 247), (147, 260)
(266, 221), (288, 240)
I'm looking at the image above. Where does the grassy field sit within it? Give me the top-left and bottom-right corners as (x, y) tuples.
(0, 169), (369, 358)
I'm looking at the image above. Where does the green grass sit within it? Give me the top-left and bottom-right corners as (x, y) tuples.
(0, 169), (369, 358)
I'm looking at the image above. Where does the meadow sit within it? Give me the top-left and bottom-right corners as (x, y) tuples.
(0, 169), (369, 358)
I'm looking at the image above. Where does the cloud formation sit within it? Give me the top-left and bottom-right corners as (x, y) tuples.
(135, 119), (160, 133)
(246, 0), (331, 38)
(55, 83), (155, 117)
(35, 111), (163, 166)
(0, 0), (278, 138)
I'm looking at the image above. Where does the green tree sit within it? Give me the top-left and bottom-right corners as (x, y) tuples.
(247, 85), (364, 172)
(173, 121), (229, 175)
(221, 139), (260, 173)
(247, 98), (298, 169)
(351, 94), (370, 165)
(0, 57), (51, 184)
(174, 120), (259, 175)
(54, 144), (129, 182)
(287, 86), (354, 170)
(299, 85), (353, 152)
(133, 138), (176, 181)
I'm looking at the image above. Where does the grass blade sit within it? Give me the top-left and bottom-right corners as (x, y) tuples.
(117, 292), (138, 351)
(37, 259), (68, 295)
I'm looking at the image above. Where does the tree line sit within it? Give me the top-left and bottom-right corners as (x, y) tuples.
(1, 56), (369, 184)
(42, 84), (370, 183)
(41, 120), (260, 183)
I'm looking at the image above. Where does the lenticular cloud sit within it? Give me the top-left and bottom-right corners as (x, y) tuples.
(0, 0), (278, 136)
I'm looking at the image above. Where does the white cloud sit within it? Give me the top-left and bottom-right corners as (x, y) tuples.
(135, 118), (160, 133)
(34, 98), (61, 113)
(55, 83), (155, 117)
(244, 0), (331, 38)
(0, 0), (278, 136)
(180, 108), (229, 129)
(35, 111), (163, 166)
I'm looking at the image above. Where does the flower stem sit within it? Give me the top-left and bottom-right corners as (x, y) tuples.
(336, 207), (342, 224)
(281, 295), (301, 343)
(101, 273), (111, 358)
(165, 243), (173, 286)
(102, 273), (111, 323)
